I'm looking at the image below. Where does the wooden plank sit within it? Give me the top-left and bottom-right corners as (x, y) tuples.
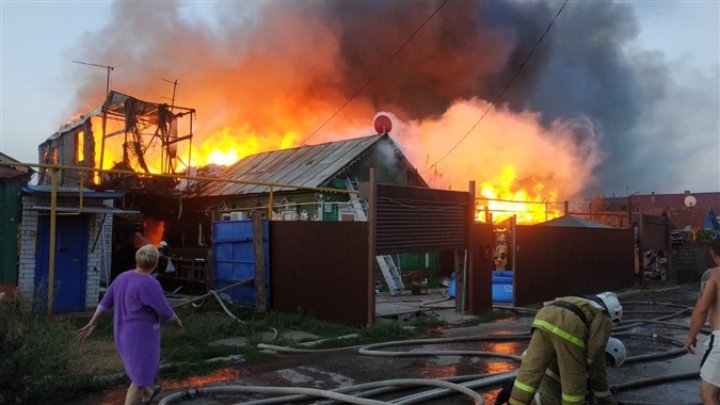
(252, 211), (267, 313)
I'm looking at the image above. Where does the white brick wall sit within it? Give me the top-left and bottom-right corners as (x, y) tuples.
(84, 203), (114, 309)
(18, 196), (39, 311)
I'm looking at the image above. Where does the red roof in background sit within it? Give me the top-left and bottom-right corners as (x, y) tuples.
(630, 192), (720, 230)
(630, 191), (720, 212)
(666, 208), (709, 230)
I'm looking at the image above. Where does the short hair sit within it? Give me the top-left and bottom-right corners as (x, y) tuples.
(711, 240), (720, 257)
(136, 244), (160, 271)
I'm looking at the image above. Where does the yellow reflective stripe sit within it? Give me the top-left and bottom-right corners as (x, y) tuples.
(562, 392), (585, 403)
(513, 379), (537, 395)
(532, 319), (585, 348)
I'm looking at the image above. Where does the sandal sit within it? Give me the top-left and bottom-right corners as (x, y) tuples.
(142, 385), (161, 404)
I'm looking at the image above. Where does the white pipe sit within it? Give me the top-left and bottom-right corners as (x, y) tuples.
(394, 371), (517, 404)
(242, 372), (507, 405)
(158, 386), (391, 405)
(157, 379), (485, 405)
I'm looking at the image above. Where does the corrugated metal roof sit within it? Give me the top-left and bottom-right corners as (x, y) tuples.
(198, 134), (385, 197)
(0, 152), (33, 179)
(537, 214), (612, 228)
(21, 184), (125, 198)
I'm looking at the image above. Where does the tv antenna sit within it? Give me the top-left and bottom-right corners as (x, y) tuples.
(161, 78), (179, 111)
(72, 60), (115, 96)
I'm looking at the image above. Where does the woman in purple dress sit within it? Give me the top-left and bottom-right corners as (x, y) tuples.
(78, 244), (183, 404)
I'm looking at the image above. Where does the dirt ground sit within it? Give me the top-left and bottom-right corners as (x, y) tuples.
(77, 284), (707, 405)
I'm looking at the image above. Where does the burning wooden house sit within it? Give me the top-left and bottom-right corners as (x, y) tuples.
(22, 90), (198, 312)
(37, 90), (195, 190)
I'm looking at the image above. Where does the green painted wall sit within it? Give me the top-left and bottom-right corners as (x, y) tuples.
(0, 182), (20, 283)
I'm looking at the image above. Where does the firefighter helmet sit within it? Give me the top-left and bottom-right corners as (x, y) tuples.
(605, 337), (627, 367)
(596, 292), (623, 323)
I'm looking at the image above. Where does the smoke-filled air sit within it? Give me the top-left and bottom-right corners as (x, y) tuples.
(68, 1), (719, 204)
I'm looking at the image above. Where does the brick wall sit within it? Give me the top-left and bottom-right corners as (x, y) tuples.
(17, 196), (39, 311)
(84, 203), (114, 309)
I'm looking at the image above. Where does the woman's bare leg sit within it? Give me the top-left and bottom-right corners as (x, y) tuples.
(124, 383), (144, 405)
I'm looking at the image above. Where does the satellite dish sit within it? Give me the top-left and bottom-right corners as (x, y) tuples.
(373, 114), (393, 135)
(685, 195), (697, 208)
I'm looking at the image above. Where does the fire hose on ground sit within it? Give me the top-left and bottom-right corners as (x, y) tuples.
(157, 300), (705, 404)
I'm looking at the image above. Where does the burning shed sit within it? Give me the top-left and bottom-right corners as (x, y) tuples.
(37, 90), (195, 190)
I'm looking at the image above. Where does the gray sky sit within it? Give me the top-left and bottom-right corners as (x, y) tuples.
(1, 1), (718, 196)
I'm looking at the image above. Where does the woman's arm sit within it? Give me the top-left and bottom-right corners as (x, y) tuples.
(77, 304), (106, 341)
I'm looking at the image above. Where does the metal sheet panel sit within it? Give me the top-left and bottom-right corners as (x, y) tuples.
(468, 223), (495, 313)
(198, 135), (383, 197)
(270, 221), (370, 326)
(0, 182), (20, 283)
(375, 184), (469, 255)
(513, 226), (635, 307)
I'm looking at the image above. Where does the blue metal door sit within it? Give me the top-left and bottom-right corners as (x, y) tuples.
(35, 214), (88, 313)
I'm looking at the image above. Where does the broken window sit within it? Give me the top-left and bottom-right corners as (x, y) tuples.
(76, 131), (85, 163)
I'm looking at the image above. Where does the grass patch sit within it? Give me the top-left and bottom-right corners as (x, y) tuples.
(10, 295), (446, 401)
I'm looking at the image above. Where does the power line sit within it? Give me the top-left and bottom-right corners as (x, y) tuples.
(300, 0), (449, 146)
(424, 0), (569, 174)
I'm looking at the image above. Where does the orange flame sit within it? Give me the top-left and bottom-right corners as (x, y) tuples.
(181, 126), (300, 169)
(475, 165), (561, 225)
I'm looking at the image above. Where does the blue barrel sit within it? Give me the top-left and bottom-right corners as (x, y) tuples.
(492, 271), (513, 302)
(448, 272), (456, 298)
(492, 283), (513, 303)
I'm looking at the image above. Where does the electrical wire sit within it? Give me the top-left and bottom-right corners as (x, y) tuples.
(299, 0), (449, 146)
(424, 0), (569, 173)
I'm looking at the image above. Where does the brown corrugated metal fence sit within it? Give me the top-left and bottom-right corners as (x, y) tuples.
(513, 226), (635, 307)
(640, 215), (670, 251)
(375, 184), (468, 255)
(270, 221), (371, 326)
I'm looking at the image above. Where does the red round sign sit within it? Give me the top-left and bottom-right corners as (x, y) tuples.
(373, 114), (393, 134)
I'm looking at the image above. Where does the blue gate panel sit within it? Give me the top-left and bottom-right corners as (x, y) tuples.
(212, 219), (270, 307)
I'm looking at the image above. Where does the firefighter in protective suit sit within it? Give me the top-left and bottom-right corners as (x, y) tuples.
(495, 337), (626, 405)
(534, 336), (627, 404)
(508, 292), (623, 405)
